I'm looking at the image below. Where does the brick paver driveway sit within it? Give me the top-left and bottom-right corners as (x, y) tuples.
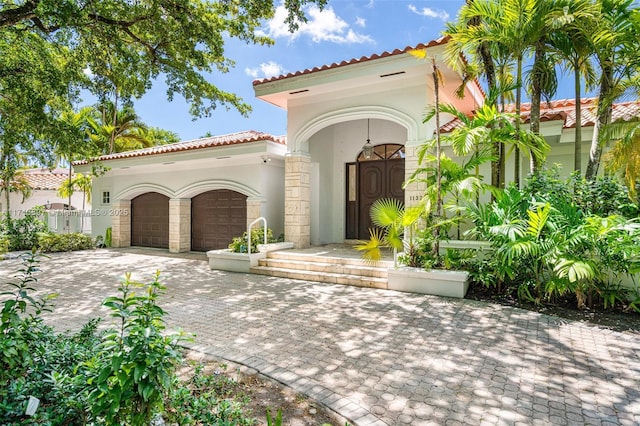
(1, 249), (639, 425)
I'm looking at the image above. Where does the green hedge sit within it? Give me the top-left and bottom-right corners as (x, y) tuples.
(37, 232), (94, 253)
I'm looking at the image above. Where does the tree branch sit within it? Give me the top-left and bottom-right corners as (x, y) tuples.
(0, 0), (40, 28)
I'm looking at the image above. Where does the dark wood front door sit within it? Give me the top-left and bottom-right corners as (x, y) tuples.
(346, 144), (405, 240)
(191, 190), (247, 251)
(131, 192), (170, 249)
(357, 159), (404, 239)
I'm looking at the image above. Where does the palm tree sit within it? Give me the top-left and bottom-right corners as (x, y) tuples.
(585, 0), (639, 179)
(58, 172), (93, 231)
(88, 103), (151, 155)
(449, 0), (544, 186)
(603, 117), (640, 199)
(0, 143), (31, 220)
(548, 0), (598, 173)
(57, 107), (94, 215)
(445, 0), (502, 188)
(0, 167), (31, 220)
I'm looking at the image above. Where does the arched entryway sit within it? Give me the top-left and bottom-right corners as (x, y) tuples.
(345, 144), (405, 239)
(131, 192), (170, 248)
(191, 189), (247, 251)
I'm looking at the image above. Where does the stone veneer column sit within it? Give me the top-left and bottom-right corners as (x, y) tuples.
(111, 200), (131, 248)
(403, 144), (426, 208)
(284, 152), (311, 248)
(169, 198), (191, 253)
(246, 198), (264, 231)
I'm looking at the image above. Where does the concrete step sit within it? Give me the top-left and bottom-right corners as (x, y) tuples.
(250, 265), (388, 289)
(266, 250), (394, 268)
(258, 257), (388, 278)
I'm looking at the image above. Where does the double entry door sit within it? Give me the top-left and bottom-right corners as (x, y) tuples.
(345, 157), (405, 240)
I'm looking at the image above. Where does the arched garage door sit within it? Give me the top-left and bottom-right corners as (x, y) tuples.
(191, 190), (247, 251)
(131, 192), (170, 249)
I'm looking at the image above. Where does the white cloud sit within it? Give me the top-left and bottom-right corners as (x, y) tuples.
(245, 61), (286, 79)
(355, 16), (366, 28)
(261, 3), (373, 44)
(408, 4), (450, 21)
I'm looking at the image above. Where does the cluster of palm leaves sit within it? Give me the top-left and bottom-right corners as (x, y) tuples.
(446, 0), (640, 185)
(466, 176), (640, 310)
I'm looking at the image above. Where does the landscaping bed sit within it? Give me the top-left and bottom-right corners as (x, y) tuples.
(182, 352), (347, 426)
(467, 283), (640, 335)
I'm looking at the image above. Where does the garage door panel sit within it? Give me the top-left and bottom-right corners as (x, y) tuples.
(131, 193), (169, 249)
(191, 189), (247, 252)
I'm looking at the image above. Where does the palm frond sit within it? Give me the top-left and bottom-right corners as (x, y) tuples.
(370, 198), (403, 228)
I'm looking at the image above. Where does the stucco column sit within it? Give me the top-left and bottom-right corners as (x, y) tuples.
(169, 198), (191, 253)
(111, 200), (131, 248)
(246, 197), (264, 231)
(285, 152), (311, 248)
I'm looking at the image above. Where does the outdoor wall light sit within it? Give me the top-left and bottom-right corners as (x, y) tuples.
(362, 118), (374, 159)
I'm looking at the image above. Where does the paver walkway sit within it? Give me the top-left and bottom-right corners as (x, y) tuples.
(1, 249), (639, 425)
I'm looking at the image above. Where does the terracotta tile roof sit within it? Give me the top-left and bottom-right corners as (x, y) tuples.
(440, 98), (640, 132)
(74, 130), (286, 165)
(19, 168), (71, 190)
(252, 36), (451, 86)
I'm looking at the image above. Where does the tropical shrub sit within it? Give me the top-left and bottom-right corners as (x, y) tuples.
(0, 207), (47, 251)
(0, 236), (8, 255)
(525, 167), (639, 218)
(37, 232), (94, 253)
(105, 226), (112, 247)
(465, 173), (640, 310)
(86, 272), (192, 425)
(228, 227), (277, 253)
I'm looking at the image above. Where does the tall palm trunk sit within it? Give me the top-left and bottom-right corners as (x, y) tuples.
(432, 58), (442, 258)
(574, 70), (583, 172)
(1, 150), (10, 221)
(499, 93), (507, 189)
(529, 40), (545, 174)
(67, 157), (72, 233)
(514, 54), (523, 187)
(109, 91), (119, 155)
(585, 62), (613, 180)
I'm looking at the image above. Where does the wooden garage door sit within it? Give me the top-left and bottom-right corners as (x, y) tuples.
(191, 190), (247, 251)
(131, 192), (170, 249)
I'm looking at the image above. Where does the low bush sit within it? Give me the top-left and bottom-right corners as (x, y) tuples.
(37, 232), (94, 253)
(0, 236), (8, 255)
(228, 227), (277, 253)
(0, 207), (47, 251)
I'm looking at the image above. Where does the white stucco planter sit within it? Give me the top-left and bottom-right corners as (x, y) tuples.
(206, 250), (265, 273)
(206, 242), (294, 273)
(387, 267), (470, 298)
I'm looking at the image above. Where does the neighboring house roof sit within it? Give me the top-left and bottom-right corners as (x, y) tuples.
(252, 36), (451, 86)
(440, 98), (640, 133)
(74, 130), (286, 165)
(21, 168), (71, 190)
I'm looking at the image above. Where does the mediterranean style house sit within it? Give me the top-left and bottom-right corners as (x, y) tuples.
(76, 37), (639, 252)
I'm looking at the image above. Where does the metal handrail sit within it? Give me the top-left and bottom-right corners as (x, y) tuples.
(247, 217), (267, 254)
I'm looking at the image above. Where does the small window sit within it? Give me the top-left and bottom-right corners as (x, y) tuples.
(102, 191), (110, 204)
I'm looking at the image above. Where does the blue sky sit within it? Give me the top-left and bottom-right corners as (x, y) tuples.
(128, 0), (577, 142)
